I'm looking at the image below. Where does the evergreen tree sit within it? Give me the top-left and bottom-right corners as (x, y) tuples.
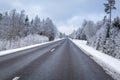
(104, 0), (116, 23)
(104, 0), (116, 38)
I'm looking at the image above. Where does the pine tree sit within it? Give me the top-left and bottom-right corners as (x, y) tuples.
(104, 0), (116, 38)
(104, 0), (116, 23)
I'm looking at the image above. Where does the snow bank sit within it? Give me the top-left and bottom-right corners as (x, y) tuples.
(0, 34), (49, 51)
(0, 38), (63, 56)
(72, 39), (120, 80)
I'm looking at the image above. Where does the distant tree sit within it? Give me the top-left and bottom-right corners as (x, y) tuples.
(103, 16), (107, 23)
(25, 15), (29, 25)
(42, 17), (57, 41)
(104, 0), (116, 23)
(0, 13), (2, 21)
(113, 17), (120, 29)
(33, 15), (41, 34)
(8, 9), (17, 40)
(31, 19), (33, 24)
(83, 20), (95, 40)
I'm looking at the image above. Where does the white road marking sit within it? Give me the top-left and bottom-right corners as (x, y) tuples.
(12, 77), (20, 80)
(50, 48), (55, 52)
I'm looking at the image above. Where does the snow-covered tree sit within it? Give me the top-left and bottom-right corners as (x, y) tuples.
(0, 10), (59, 51)
(70, 20), (96, 40)
(87, 17), (120, 59)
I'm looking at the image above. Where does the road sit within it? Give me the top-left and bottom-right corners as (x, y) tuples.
(0, 39), (114, 80)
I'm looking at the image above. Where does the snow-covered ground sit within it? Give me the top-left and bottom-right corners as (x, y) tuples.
(0, 35), (49, 51)
(71, 39), (120, 80)
(0, 38), (63, 56)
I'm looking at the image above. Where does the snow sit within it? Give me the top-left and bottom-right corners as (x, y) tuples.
(0, 38), (63, 56)
(71, 39), (120, 80)
(12, 77), (20, 80)
(0, 34), (49, 51)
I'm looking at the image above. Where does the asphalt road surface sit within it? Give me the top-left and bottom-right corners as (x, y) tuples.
(0, 38), (114, 80)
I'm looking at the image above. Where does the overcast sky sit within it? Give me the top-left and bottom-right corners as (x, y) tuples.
(0, 0), (120, 35)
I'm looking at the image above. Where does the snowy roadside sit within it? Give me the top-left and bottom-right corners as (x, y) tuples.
(71, 39), (120, 80)
(0, 38), (63, 56)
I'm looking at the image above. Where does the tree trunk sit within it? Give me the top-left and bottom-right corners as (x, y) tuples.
(110, 6), (112, 23)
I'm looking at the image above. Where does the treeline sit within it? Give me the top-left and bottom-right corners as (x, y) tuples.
(0, 9), (58, 41)
(70, 17), (120, 59)
(69, 20), (97, 40)
(70, 0), (120, 59)
(0, 9), (61, 51)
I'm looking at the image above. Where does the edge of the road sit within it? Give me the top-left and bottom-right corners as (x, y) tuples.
(0, 38), (64, 56)
(70, 38), (120, 80)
